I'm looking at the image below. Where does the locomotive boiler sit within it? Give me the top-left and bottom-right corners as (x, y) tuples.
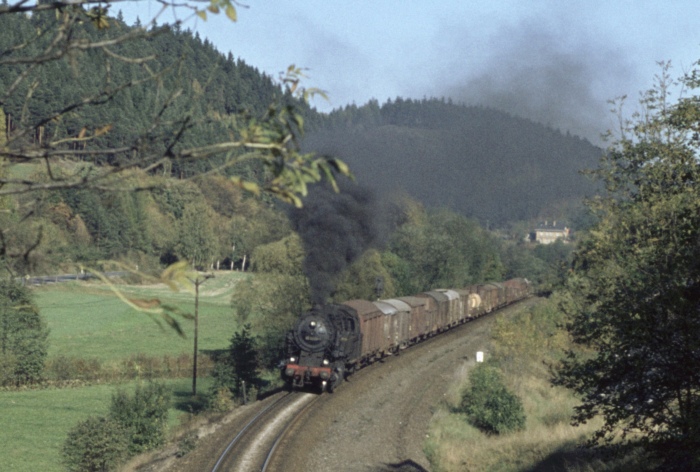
(283, 304), (362, 392)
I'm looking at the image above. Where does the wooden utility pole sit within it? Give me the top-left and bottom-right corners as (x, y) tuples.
(190, 273), (214, 396)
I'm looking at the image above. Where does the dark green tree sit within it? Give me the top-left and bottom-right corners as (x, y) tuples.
(388, 208), (504, 294)
(108, 381), (170, 455)
(499, 242), (547, 285)
(61, 416), (129, 472)
(532, 239), (574, 291)
(555, 62), (700, 467)
(0, 280), (49, 386)
(212, 324), (261, 395)
(228, 324), (260, 388)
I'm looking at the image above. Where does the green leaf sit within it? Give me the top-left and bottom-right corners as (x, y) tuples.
(196, 10), (207, 20)
(230, 177), (261, 196)
(288, 193), (303, 208)
(225, 4), (237, 22)
(292, 113), (304, 130)
(328, 158), (351, 176)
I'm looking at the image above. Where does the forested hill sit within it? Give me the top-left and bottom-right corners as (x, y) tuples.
(1, 10), (601, 225)
(304, 99), (603, 225)
(0, 11), (313, 176)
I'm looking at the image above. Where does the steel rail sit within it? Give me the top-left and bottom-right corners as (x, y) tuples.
(260, 395), (320, 472)
(210, 392), (295, 472)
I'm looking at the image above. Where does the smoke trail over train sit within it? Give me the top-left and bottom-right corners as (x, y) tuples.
(287, 178), (384, 305)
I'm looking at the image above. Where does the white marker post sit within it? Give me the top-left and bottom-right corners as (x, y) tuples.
(476, 351), (484, 363)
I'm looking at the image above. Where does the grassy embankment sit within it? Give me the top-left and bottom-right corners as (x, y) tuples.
(425, 297), (647, 472)
(0, 271), (249, 472)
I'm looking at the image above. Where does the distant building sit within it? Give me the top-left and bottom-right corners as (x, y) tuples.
(532, 220), (570, 244)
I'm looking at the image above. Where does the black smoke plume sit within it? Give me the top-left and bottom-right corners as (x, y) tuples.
(288, 177), (384, 305)
(442, 18), (634, 145)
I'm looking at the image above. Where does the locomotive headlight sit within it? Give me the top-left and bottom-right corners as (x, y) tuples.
(322, 359), (330, 366)
(310, 321), (317, 328)
(289, 357), (296, 363)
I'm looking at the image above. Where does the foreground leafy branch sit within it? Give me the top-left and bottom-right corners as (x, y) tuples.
(0, 0), (349, 327)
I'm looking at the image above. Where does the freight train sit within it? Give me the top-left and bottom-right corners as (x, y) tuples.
(282, 278), (531, 392)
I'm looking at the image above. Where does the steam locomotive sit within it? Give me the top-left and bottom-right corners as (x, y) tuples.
(282, 278), (531, 392)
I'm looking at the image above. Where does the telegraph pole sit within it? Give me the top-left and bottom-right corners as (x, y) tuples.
(189, 273), (214, 396)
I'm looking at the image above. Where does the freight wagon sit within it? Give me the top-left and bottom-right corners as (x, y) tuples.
(283, 278), (531, 392)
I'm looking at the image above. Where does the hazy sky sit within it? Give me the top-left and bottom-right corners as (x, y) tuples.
(121, 0), (700, 143)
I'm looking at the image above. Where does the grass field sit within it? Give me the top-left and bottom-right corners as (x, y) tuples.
(0, 378), (212, 472)
(35, 271), (249, 360)
(1, 271), (248, 471)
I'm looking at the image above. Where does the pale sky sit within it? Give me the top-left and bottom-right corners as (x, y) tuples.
(120, 0), (700, 143)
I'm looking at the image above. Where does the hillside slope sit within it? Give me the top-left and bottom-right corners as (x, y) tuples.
(305, 99), (602, 224)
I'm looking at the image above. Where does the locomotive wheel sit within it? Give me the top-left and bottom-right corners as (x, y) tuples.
(329, 368), (344, 393)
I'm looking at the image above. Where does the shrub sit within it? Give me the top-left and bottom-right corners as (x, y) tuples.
(44, 353), (212, 384)
(108, 381), (171, 455)
(176, 431), (199, 458)
(206, 386), (235, 413)
(0, 352), (17, 384)
(46, 356), (102, 382)
(61, 415), (129, 472)
(459, 364), (526, 435)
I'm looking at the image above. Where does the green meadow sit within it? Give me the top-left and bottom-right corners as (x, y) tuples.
(1, 271), (248, 472)
(36, 271), (247, 360)
(1, 378), (213, 472)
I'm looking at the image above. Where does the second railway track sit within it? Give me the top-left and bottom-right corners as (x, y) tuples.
(211, 391), (318, 472)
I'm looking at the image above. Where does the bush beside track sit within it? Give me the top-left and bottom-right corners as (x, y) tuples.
(424, 296), (649, 472)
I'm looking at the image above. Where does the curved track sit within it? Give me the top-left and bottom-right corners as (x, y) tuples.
(163, 298), (539, 472)
(210, 391), (318, 472)
(281, 297), (541, 471)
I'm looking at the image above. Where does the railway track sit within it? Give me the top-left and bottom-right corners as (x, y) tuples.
(210, 391), (319, 472)
(164, 297), (540, 472)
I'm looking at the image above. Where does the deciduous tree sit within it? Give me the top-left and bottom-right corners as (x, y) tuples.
(230, 273), (309, 367)
(176, 200), (217, 269)
(555, 62), (700, 467)
(109, 381), (170, 455)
